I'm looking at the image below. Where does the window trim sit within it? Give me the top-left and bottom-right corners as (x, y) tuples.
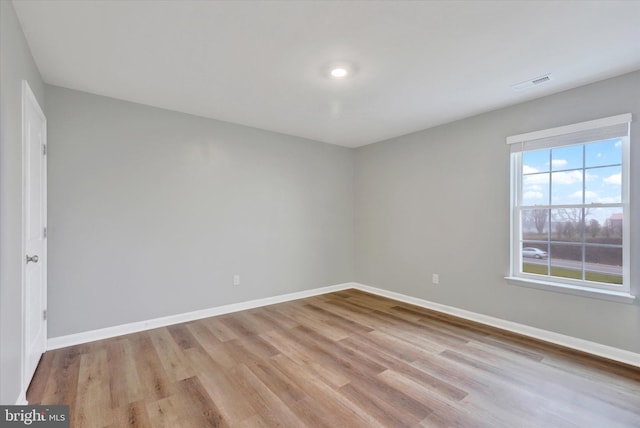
(507, 114), (633, 300)
(504, 276), (635, 304)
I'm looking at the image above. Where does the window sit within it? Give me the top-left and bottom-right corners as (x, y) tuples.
(507, 114), (632, 300)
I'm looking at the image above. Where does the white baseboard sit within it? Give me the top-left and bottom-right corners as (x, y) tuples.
(351, 283), (640, 368)
(47, 281), (639, 368)
(47, 282), (355, 350)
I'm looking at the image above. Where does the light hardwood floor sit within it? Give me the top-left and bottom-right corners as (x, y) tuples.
(27, 289), (640, 427)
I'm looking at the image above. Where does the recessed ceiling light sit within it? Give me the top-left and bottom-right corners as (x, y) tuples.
(330, 67), (349, 78)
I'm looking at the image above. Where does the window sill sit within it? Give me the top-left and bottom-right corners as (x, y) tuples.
(505, 276), (636, 304)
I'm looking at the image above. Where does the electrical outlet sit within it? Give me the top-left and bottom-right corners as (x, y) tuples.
(233, 274), (240, 286)
(432, 273), (439, 284)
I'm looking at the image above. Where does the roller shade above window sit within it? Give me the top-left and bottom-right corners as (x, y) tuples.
(507, 113), (631, 153)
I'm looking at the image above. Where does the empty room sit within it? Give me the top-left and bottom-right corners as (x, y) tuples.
(1, 0), (639, 426)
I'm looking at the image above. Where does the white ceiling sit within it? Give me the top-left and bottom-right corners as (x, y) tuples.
(13, 0), (640, 148)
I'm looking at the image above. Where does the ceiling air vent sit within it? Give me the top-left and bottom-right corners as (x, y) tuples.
(511, 74), (553, 92)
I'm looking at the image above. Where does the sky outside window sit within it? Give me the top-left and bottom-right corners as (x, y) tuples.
(521, 138), (623, 224)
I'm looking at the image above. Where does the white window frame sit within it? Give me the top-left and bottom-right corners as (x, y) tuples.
(506, 113), (634, 303)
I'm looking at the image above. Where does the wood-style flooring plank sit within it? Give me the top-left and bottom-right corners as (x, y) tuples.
(30, 346), (81, 407)
(148, 328), (195, 382)
(129, 333), (172, 402)
(260, 329), (351, 388)
(74, 349), (112, 427)
(225, 364), (305, 427)
(27, 289), (640, 427)
(106, 338), (145, 409)
(268, 354), (376, 428)
(109, 400), (152, 428)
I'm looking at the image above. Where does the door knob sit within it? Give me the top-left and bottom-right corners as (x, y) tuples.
(26, 255), (39, 264)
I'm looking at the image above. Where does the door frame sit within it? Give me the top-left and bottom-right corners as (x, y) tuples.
(21, 79), (47, 402)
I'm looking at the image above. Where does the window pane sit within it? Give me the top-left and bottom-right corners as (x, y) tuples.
(585, 138), (622, 168)
(585, 246), (622, 285)
(552, 145), (582, 171)
(521, 242), (549, 276)
(522, 173), (549, 205)
(551, 171), (582, 205)
(605, 212), (624, 244)
(585, 165), (621, 204)
(523, 149), (550, 174)
(522, 209), (549, 240)
(549, 243), (583, 281)
(585, 208), (623, 246)
(550, 208), (582, 242)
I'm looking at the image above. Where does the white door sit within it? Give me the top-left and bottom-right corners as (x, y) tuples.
(22, 80), (47, 390)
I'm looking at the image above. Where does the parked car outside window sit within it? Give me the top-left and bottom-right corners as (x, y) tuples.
(522, 247), (547, 259)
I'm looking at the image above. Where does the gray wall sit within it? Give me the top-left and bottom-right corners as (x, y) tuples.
(0, 1), (45, 404)
(45, 85), (354, 337)
(355, 70), (640, 353)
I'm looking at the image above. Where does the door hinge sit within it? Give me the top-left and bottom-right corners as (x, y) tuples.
(43, 309), (47, 321)
(43, 144), (47, 156)
(43, 226), (47, 238)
